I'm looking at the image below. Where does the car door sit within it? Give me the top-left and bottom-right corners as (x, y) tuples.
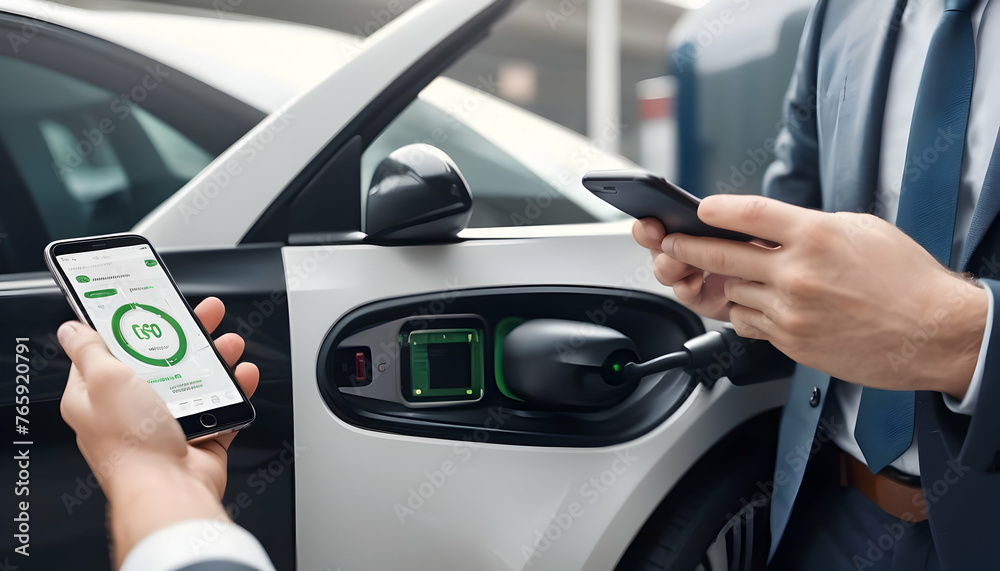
(0, 12), (299, 571)
(123, 1), (787, 568)
(282, 230), (791, 571)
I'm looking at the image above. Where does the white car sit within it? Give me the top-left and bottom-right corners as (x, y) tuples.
(0, 1), (790, 569)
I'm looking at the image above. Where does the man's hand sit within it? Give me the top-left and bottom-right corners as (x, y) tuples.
(636, 195), (988, 399)
(58, 297), (259, 567)
(633, 217), (735, 321)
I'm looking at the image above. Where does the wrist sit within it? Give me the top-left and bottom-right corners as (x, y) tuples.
(917, 276), (987, 399)
(107, 459), (228, 567)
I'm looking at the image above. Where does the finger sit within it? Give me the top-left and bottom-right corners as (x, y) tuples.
(214, 333), (245, 367)
(58, 321), (133, 390)
(211, 363), (259, 451)
(233, 362), (260, 399)
(724, 279), (784, 319)
(206, 362), (259, 452)
(652, 252), (701, 286)
(670, 271), (707, 304)
(633, 218), (666, 251)
(728, 304), (776, 340)
(194, 297), (225, 335)
(662, 234), (775, 283)
(698, 194), (815, 244)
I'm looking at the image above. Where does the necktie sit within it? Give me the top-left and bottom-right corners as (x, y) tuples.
(855, 0), (977, 473)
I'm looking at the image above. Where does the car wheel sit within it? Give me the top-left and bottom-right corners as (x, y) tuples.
(615, 412), (779, 571)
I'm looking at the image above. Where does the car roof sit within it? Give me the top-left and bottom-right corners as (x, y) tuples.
(0, 0), (356, 112)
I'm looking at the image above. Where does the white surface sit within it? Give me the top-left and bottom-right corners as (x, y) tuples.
(285, 228), (788, 571)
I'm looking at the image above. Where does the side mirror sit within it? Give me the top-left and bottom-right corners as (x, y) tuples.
(365, 144), (473, 241)
(502, 319), (640, 409)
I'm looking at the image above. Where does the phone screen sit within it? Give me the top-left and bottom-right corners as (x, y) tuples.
(55, 243), (244, 419)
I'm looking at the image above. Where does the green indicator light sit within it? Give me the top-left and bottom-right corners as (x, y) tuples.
(407, 328), (483, 403)
(612, 363), (621, 372)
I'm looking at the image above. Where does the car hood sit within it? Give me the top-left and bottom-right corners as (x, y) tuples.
(0, 0), (356, 112)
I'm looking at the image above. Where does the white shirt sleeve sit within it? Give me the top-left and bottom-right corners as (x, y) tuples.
(119, 519), (275, 571)
(943, 284), (994, 415)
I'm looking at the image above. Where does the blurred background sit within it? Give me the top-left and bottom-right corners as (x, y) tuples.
(59, 0), (814, 196)
(115, 0), (688, 162)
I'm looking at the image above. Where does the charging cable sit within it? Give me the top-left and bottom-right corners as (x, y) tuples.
(604, 328), (794, 388)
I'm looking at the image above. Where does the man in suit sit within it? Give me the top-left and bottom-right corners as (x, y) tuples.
(57, 298), (274, 571)
(634, 0), (1000, 568)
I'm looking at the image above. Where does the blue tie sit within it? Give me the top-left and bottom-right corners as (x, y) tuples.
(855, 0), (977, 473)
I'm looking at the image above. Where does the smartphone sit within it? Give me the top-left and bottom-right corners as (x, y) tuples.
(45, 233), (255, 440)
(583, 170), (755, 242)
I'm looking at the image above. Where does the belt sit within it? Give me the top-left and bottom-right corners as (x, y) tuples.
(840, 452), (927, 522)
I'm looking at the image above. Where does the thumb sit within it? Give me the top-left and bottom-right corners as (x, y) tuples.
(58, 321), (132, 388)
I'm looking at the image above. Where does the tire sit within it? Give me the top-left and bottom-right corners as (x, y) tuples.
(615, 412), (779, 571)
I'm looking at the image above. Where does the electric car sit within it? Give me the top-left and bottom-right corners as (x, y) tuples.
(0, 0), (793, 569)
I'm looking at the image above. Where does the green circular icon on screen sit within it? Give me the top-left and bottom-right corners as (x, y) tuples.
(111, 303), (187, 367)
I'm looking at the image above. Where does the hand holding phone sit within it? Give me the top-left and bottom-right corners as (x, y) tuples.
(56, 303), (260, 564)
(584, 171), (754, 322)
(46, 234), (256, 440)
(583, 170), (756, 242)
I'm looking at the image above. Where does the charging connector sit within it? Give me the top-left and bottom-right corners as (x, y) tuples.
(613, 328), (794, 388)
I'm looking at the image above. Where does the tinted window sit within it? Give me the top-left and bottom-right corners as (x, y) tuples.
(0, 54), (212, 274)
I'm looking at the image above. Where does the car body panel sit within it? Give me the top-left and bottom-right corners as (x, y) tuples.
(284, 228), (787, 570)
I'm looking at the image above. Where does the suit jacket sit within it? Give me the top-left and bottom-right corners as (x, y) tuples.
(763, 0), (1000, 568)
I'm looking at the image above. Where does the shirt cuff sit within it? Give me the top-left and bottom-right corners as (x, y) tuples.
(943, 284), (994, 415)
(120, 519), (275, 571)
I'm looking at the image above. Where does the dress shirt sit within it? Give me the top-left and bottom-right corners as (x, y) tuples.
(120, 519), (275, 571)
(831, 0), (999, 476)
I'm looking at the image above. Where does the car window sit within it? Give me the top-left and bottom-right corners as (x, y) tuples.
(362, 94), (599, 228)
(361, 80), (631, 229)
(0, 54), (212, 274)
